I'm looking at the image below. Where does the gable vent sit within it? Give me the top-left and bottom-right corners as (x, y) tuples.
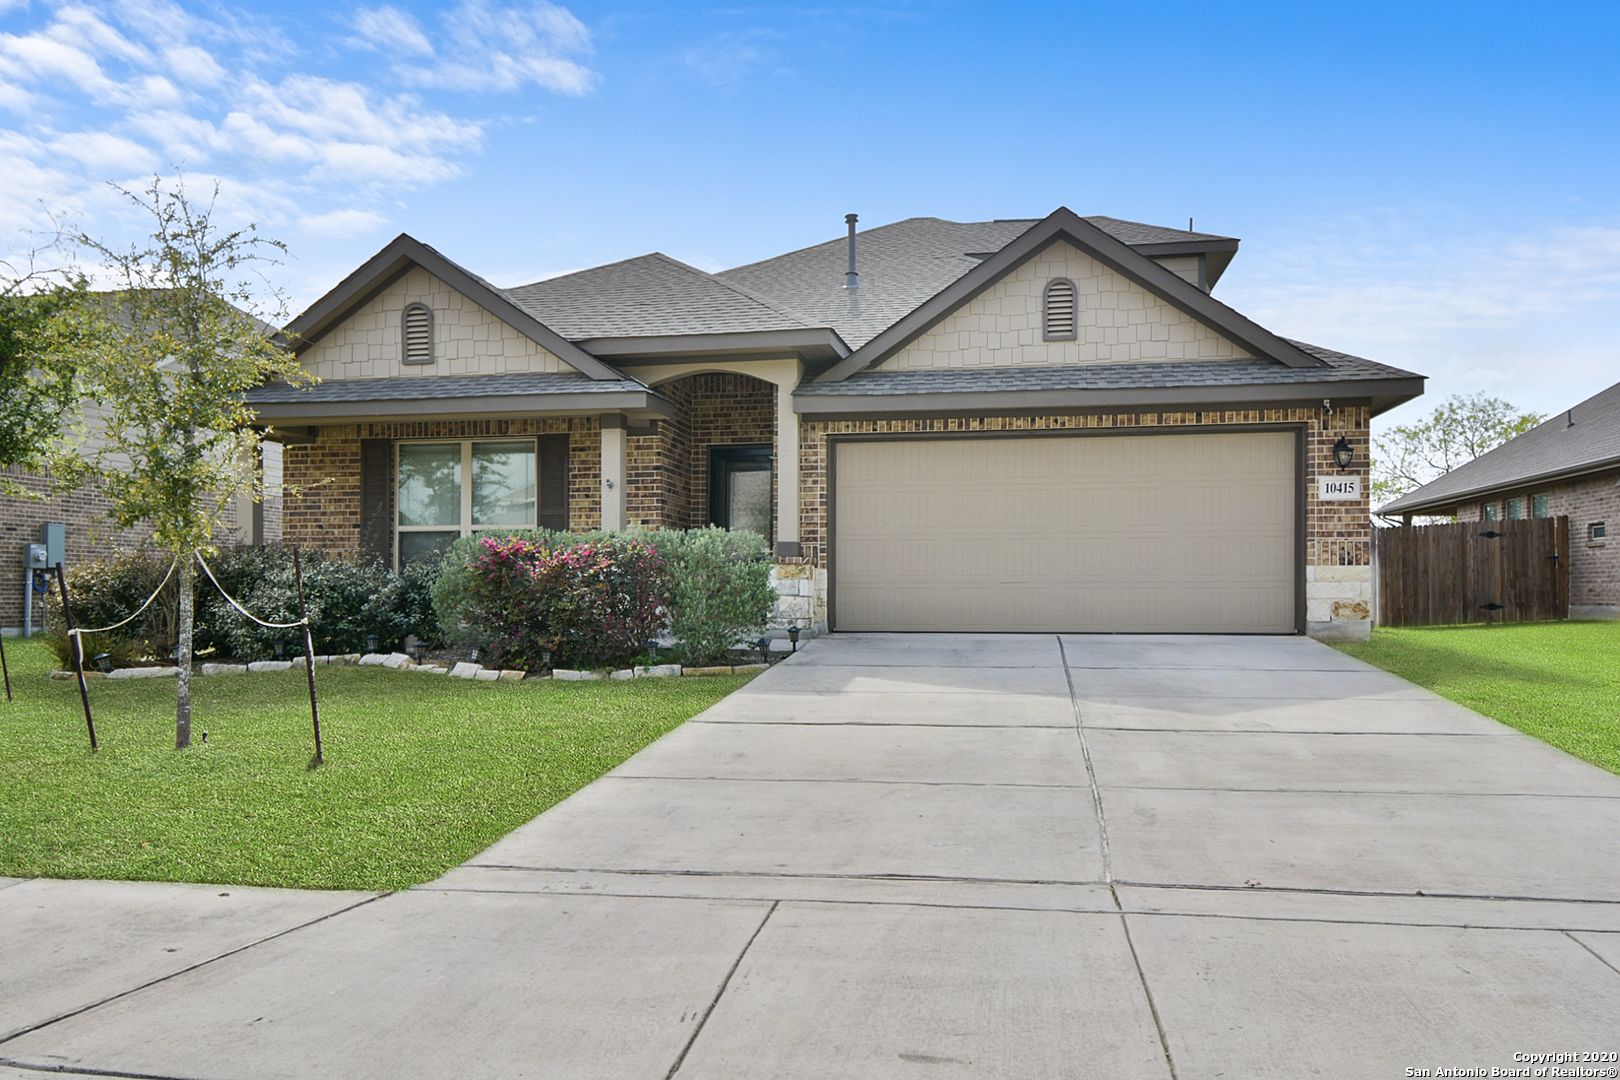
(1043, 278), (1077, 341)
(402, 302), (434, 365)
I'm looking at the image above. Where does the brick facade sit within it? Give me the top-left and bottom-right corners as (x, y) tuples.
(281, 417), (602, 560)
(1454, 466), (1620, 617)
(1, 466), (264, 633)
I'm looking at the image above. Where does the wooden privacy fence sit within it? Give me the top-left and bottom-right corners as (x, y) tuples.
(1374, 516), (1569, 626)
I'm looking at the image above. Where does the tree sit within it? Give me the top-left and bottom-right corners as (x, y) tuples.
(0, 249), (85, 476)
(1371, 393), (1545, 509)
(45, 175), (311, 748)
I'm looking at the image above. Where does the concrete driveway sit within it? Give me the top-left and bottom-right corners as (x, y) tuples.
(4, 634), (1619, 1078)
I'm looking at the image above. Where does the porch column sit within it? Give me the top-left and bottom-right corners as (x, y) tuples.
(600, 415), (627, 531)
(775, 372), (800, 552)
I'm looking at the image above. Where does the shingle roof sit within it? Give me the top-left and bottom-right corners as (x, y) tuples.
(715, 216), (1236, 350)
(246, 371), (649, 405)
(795, 341), (1419, 397)
(502, 253), (817, 340)
(1379, 380), (1620, 514)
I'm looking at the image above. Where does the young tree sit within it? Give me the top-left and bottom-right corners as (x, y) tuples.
(46, 175), (311, 748)
(1372, 392), (1545, 507)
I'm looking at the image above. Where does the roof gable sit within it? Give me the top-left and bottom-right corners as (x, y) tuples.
(280, 234), (623, 381)
(814, 209), (1325, 384)
(874, 238), (1256, 372)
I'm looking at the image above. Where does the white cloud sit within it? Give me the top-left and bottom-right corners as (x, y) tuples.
(405, 0), (598, 94)
(351, 6), (435, 58)
(49, 129), (160, 173)
(1221, 214), (1620, 424)
(299, 208), (390, 237)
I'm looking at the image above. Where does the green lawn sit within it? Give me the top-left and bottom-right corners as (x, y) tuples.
(0, 637), (751, 891)
(1335, 621), (1620, 776)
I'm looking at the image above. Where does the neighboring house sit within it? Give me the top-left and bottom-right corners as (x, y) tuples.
(1378, 380), (1620, 620)
(1, 419), (277, 637)
(245, 207), (1424, 642)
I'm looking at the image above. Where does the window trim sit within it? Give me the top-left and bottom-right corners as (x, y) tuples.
(1042, 278), (1078, 342)
(395, 437), (539, 567)
(402, 302), (434, 366)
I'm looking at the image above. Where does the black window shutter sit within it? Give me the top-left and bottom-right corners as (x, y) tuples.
(538, 434), (570, 531)
(359, 438), (393, 564)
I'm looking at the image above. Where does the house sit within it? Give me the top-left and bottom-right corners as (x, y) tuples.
(1377, 380), (1620, 620)
(1, 430), (275, 638)
(243, 207), (1424, 642)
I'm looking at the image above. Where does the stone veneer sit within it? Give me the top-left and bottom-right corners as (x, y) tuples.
(281, 417), (601, 557)
(1454, 467), (1620, 620)
(795, 405), (1372, 642)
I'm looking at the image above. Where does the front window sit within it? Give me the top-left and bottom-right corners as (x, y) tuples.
(397, 439), (537, 564)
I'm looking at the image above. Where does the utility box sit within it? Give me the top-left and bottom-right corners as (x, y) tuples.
(26, 544), (47, 570)
(41, 522), (64, 569)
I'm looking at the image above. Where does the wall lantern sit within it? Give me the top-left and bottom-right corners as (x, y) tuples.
(1332, 436), (1354, 472)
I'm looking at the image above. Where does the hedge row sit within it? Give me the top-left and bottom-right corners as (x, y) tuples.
(49, 527), (777, 671)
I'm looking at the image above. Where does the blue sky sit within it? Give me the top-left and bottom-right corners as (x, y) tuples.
(3, 0), (1617, 430)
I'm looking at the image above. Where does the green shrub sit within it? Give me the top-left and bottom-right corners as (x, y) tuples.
(45, 546), (181, 656)
(639, 528), (775, 665)
(201, 547), (437, 660)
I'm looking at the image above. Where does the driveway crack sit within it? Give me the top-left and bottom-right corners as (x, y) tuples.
(1058, 636), (1179, 1080)
(665, 900), (777, 1079)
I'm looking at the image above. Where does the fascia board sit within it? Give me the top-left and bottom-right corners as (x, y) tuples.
(277, 234), (625, 382)
(815, 208), (1322, 384)
(577, 328), (850, 363)
(1132, 238), (1241, 258)
(1378, 456), (1620, 516)
(249, 389), (676, 424)
(793, 376), (1425, 417)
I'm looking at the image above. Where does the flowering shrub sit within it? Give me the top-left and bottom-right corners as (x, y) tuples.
(467, 534), (672, 672)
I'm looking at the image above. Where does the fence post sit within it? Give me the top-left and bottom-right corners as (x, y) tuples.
(54, 562), (96, 752)
(293, 547), (323, 766)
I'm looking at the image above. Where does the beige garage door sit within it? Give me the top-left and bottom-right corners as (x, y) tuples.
(833, 432), (1297, 633)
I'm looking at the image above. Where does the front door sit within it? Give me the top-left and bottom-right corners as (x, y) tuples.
(709, 445), (773, 542)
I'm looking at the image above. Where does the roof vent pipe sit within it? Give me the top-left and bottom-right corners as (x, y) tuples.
(844, 213), (859, 289)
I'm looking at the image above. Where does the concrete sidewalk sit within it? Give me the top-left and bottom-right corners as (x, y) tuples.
(4, 634), (1619, 1078)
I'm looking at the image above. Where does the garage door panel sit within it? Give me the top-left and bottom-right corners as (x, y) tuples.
(834, 433), (1296, 633)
